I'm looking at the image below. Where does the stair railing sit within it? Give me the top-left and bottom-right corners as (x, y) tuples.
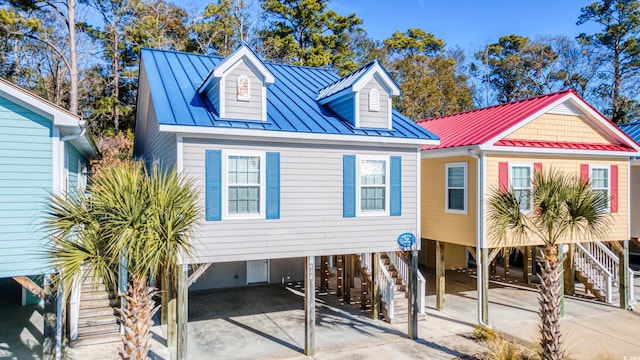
(378, 257), (395, 319)
(586, 242), (620, 284)
(388, 251), (426, 314)
(575, 243), (613, 303)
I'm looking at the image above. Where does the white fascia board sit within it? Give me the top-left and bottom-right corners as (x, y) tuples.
(160, 124), (439, 146)
(420, 146), (481, 159)
(352, 63), (400, 96)
(481, 144), (639, 158)
(0, 80), (79, 127)
(563, 93), (640, 151)
(212, 46), (275, 84)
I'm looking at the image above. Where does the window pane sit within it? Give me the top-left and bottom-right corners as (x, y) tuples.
(511, 166), (531, 188)
(228, 185), (260, 214)
(514, 189), (531, 211)
(448, 189), (464, 210)
(228, 156), (260, 185)
(361, 160), (386, 185)
(447, 167), (464, 187)
(361, 186), (385, 211)
(592, 168), (608, 188)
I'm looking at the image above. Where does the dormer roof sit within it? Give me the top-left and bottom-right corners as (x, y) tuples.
(316, 61), (400, 104)
(197, 45), (275, 95)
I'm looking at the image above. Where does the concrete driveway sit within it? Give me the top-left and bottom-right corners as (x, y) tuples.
(424, 268), (640, 359)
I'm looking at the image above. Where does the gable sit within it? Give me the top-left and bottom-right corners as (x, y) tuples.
(358, 77), (390, 129)
(504, 113), (612, 144)
(222, 61), (263, 121)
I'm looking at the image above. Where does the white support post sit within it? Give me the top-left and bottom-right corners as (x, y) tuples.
(304, 256), (315, 356)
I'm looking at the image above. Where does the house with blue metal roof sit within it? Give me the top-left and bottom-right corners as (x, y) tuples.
(134, 45), (439, 356)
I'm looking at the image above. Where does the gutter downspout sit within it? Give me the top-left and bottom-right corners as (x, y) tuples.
(57, 119), (87, 347)
(468, 149), (491, 329)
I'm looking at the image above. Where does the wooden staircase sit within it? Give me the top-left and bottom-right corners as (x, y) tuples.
(573, 242), (634, 306)
(71, 275), (121, 347)
(379, 253), (411, 324)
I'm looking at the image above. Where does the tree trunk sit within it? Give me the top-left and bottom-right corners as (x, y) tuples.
(538, 245), (564, 360)
(117, 275), (159, 360)
(112, 17), (120, 132)
(68, 0), (79, 115)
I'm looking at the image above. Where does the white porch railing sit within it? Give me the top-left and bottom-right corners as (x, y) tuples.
(378, 258), (395, 319)
(387, 251), (426, 314)
(576, 242), (636, 305)
(575, 243), (614, 303)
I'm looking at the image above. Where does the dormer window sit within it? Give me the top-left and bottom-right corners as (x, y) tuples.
(369, 88), (379, 112)
(237, 75), (250, 101)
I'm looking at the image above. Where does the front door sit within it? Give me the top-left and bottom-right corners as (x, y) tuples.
(247, 259), (269, 284)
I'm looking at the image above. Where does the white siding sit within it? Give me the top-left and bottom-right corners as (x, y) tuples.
(224, 61), (263, 121)
(359, 78), (389, 129)
(144, 101), (176, 170)
(548, 101), (582, 116)
(182, 138), (419, 264)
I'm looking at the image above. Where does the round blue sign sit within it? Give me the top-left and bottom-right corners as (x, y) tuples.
(397, 232), (416, 248)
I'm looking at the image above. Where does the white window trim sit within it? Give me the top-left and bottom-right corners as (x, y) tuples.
(368, 88), (379, 112)
(445, 162), (468, 214)
(590, 164), (611, 213)
(356, 154), (390, 217)
(237, 74), (250, 101)
(222, 150), (266, 220)
(509, 162), (534, 214)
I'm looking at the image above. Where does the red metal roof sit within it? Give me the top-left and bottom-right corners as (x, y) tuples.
(494, 139), (635, 152)
(418, 90), (575, 150)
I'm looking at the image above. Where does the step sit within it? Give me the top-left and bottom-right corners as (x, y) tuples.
(77, 314), (119, 328)
(79, 306), (117, 319)
(76, 322), (120, 337)
(80, 290), (117, 301)
(80, 297), (120, 310)
(81, 283), (107, 292)
(71, 332), (121, 348)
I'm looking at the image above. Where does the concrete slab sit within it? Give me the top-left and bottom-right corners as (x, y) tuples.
(0, 278), (43, 360)
(424, 268), (640, 359)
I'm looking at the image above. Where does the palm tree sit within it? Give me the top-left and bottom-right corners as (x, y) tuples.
(45, 162), (200, 359)
(487, 169), (610, 360)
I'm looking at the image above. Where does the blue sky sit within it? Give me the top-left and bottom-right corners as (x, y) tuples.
(176, 0), (603, 50)
(331, 0), (601, 49)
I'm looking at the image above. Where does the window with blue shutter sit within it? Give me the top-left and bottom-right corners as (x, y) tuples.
(205, 150), (222, 221)
(266, 152), (280, 219)
(390, 156), (402, 216)
(343, 155), (356, 217)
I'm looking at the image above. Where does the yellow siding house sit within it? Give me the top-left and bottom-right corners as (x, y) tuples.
(418, 90), (639, 322)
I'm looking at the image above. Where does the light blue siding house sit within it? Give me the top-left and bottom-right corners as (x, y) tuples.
(134, 46), (439, 356)
(0, 77), (98, 286)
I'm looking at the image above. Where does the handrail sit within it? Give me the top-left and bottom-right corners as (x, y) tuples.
(575, 243), (613, 303)
(378, 258), (395, 319)
(591, 242), (620, 283)
(361, 253), (372, 275)
(388, 251), (426, 315)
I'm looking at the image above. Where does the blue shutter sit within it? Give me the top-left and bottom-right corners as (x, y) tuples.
(343, 155), (356, 217)
(205, 150), (222, 221)
(390, 156), (402, 216)
(266, 152), (280, 219)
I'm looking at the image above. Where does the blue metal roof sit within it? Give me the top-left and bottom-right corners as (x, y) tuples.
(619, 121), (640, 143)
(316, 61), (376, 101)
(140, 48), (438, 141)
